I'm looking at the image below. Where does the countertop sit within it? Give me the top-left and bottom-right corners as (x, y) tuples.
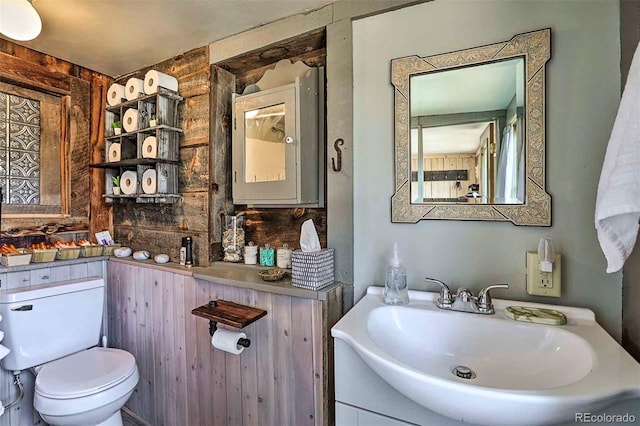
(0, 256), (108, 273)
(110, 257), (340, 301)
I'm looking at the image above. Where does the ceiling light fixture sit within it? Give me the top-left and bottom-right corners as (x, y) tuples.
(0, 0), (42, 41)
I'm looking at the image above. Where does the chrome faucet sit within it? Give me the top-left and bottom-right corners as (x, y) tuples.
(425, 278), (509, 315)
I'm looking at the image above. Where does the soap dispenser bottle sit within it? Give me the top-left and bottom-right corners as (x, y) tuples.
(383, 243), (409, 305)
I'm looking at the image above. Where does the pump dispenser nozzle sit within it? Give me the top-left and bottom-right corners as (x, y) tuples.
(390, 242), (401, 268)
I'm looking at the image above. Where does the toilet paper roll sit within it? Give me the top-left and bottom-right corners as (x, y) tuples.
(211, 328), (247, 355)
(142, 136), (158, 158)
(122, 108), (139, 133)
(142, 169), (157, 194)
(120, 171), (138, 195)
(125, 77), (145, 101)
(107, 83), (126, 106)
(144, 70), (178, 94)
(108, 143), (121, 162)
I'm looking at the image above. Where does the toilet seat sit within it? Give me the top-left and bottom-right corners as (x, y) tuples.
(35, 347), (136, 399)
(34, 347), (139, 425)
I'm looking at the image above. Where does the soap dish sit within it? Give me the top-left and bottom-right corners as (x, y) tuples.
(505, 306), (567, 326)
(259, 268), (286, 282)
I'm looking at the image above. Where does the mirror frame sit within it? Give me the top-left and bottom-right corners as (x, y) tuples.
(391, 29), (551, 226)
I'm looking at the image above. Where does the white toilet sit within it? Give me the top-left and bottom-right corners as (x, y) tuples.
(0, 278), (139, 426)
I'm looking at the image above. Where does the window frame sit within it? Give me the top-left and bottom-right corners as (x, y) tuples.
(0, 81), (70, 219)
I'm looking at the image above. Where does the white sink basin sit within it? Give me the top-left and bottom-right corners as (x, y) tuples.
(332, 287), (640, 426)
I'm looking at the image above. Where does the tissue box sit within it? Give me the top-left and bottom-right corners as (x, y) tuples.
(291, 248), (334, 290)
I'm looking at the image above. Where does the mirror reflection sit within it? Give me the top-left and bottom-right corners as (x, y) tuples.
(410, 58), (525, 205)
(244, 103), (286, 183)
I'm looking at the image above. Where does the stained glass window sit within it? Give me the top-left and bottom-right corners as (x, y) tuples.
(0, 91), (41, 204)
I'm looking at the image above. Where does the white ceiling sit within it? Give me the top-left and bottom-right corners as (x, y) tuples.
(411, 122), (490, 156)
(410, 58), (523, 117)
(5, 0), (331, 77)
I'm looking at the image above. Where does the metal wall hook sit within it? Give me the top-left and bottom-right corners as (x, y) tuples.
(331, 138), (344, 172)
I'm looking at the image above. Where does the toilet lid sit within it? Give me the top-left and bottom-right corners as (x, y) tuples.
(35, 347), (137, 399)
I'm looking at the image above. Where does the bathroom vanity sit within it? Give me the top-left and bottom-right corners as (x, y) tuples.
(333, 288), (640, 426)
(107, 258), (343, 426)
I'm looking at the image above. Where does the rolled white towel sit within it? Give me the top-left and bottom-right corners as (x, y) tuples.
(595, 40), (640, 273)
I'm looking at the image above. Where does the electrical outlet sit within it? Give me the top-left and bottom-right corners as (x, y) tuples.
(526, 252), (561, 297)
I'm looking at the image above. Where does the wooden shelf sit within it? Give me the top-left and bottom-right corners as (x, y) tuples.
(103, 193), (181, 204)
(101, 89), (182, 204)
(90, 158), (180, 169)
(105, 124), (183, 141)
(191, 300), (267, 329)
(106, 87), (183, 112)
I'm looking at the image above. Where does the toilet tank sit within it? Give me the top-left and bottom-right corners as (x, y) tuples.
(0, 278), (105, 371)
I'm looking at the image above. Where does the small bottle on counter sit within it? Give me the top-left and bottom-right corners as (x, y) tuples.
(244, 242), (258, 265)
(180, 244), (186, 266)
(183, 236), (193, 268)
(259, 243), (275, 267)
(383, 243), (408, 305)
(276, 243), (292, 269)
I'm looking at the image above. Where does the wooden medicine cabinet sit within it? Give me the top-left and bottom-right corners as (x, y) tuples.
(232, 65), (324, 207)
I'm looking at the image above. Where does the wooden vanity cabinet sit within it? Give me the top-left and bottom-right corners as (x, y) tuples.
(107, 260), (342, 426)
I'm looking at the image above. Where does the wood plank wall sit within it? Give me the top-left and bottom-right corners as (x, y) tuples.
(214, 29), (329, 253)
(114, 32), (329, 265)
(0, 39), (112, 243)
(411, 154), (476, 200)
(112, 47), (211, 266)
(107, 260), (342, 426)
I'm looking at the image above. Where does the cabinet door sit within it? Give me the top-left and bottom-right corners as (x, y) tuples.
(336, 402), (413, 426)
(233, 85), (298, 203)
(7, 271), (30, 289)
(49, 265), (70, 282)
(70, 262), (89, 279)
(30, 268), (52, 285)
(87, 260), (104, 278)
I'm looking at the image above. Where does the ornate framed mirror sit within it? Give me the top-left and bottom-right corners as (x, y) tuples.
(391, 29), (551, 225)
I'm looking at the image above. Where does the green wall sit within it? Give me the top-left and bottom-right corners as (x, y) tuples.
(352, 0), (622, 338)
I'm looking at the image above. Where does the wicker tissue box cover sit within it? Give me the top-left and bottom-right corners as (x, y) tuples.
(291, 248), (334, 290)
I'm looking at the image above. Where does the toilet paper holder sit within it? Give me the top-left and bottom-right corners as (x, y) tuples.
(191, 299), (267, 348)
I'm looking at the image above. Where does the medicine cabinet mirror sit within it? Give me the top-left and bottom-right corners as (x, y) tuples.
(391, 29), (551, 225)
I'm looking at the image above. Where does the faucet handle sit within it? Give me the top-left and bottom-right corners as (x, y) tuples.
(425, 277), (453, 308)
(477, 284), (509, 314)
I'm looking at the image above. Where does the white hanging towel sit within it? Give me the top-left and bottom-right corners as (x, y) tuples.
(595, 41), (640, 273)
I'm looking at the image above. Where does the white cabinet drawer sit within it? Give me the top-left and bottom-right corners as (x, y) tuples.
(30, 268), (52, 285)
(7, 271), (31, 289)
